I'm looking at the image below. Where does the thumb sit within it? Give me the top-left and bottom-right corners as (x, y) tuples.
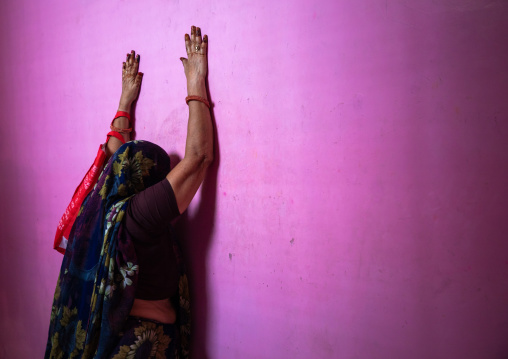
(135, 72), (143, 86)
(180, 57), (188, 67)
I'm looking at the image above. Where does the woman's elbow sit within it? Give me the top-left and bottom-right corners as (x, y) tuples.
(196, 153), (213, 171)
(186, 151), (213, 169)
(202, 151), (214, 167)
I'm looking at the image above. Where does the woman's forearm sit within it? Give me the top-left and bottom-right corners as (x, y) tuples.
(105, 101), (131, 157)
(105, 51), (143, 157)
(114, 100), (132, 143)
(185, 78), (213, 164)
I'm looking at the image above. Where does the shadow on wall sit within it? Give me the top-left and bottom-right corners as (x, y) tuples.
(0, 161), (46, 357)
(171, 87), (220, 359)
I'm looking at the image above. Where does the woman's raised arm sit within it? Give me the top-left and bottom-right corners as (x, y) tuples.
(167, 25), (214, 214)
(106, 50), (143, 157)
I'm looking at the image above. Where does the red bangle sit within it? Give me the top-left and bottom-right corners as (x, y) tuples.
(114, 111), (131, 121)
(111, 111), (132, 133)
(110, 121), (132, 133)
(110, 123), (132, 133)
(185, 95), (210, 109)
(107, 131), (126, 144)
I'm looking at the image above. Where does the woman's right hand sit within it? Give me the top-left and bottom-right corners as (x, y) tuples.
(120, 50), (143, 110)
(180, 26), (208, 89)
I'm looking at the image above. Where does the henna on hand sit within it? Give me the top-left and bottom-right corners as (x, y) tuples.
(119, 50), (143, 111)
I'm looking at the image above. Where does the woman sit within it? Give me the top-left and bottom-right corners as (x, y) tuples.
(45, 26), (213, 359)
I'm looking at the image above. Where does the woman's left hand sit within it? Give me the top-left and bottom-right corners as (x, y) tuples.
(181, 26), (208, 86)
(119, 50), (143, 110)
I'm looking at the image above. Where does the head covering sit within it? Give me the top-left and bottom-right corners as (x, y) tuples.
(54, 131), (127, 254)
(45, 140), (177, 358)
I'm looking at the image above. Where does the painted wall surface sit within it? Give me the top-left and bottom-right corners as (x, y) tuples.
(1, 0), (508, 358)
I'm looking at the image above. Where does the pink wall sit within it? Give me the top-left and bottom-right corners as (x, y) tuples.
(1, 0), (508, 358)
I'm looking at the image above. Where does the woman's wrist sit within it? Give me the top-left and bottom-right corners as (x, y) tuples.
(186, 77), (207, 98)
(114, 104), (132, 129)
(118, 98), (133, 112)
(112, 116), (130, 130)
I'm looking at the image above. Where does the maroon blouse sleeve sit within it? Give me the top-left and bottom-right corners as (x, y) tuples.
(124, 179), (180, 238)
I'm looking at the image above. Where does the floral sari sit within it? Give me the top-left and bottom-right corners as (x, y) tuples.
(45, 141), (190, 359)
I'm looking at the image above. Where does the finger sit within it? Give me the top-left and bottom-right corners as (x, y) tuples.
(129, 50), (135, 66)
(200, 35), (208, 55)
(133, 54), (140, 73)
(196, 27), (202, 44)
(125, 52), (132, 74)
(191, 26), (196, 42)
(199, 41), (207, 56)
(185, 34), (191, 55)
(180, 57), (188, 69)
(135, 72), (143, 86)
(129, 51), (137, 74)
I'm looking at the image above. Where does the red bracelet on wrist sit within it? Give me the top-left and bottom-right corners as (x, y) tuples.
(110, 122), (133, 133)
(114, 111), (131, 121)
(185, 95), (210, 109)
(111, 111), (132, 133)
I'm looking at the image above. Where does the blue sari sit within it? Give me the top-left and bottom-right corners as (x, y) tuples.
(45, 141), (190, 359)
